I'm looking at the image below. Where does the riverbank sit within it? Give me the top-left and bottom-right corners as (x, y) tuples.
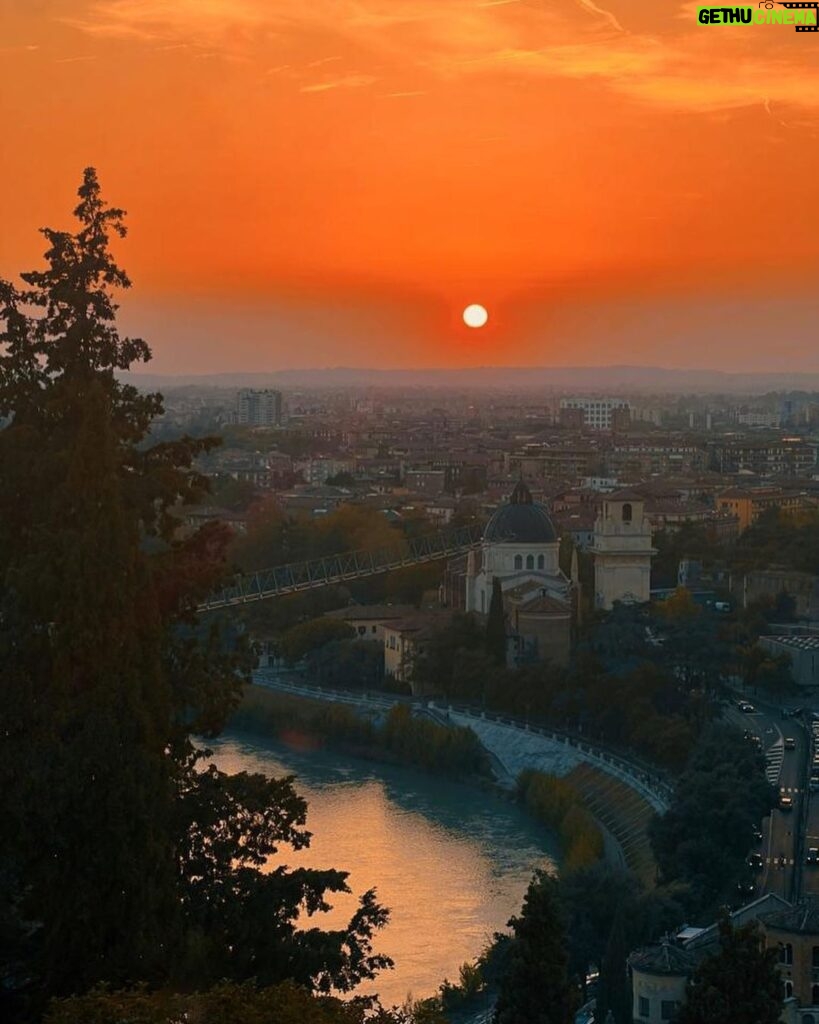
(206, 728), (560, 1006)
(230, 683), (492, 781)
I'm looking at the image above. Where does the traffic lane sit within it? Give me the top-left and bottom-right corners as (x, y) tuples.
(802, 717), (819, 895)
(765, 709), (804, 900)
(726, 703), (803, 899)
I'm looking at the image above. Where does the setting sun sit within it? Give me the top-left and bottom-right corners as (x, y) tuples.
(463, 304), (488, 329)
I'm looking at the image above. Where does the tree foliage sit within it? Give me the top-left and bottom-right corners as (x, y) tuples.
(493, 871), (576, 1024)
(676, 916), (782, 1024)
(0, 171), (390, 1019)
(649, 724), (774, 918)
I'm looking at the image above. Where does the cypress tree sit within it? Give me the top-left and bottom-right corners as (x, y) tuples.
(494, 871), (575, 1024)
(486, 577), (507, 666)
(0, 170), (390, 1017)
(596, 909), (630, 1024)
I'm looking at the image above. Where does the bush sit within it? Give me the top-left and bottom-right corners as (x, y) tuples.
(518, 770), (604, 872)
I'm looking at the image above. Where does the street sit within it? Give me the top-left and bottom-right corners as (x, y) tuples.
(724, 700), (807, 901)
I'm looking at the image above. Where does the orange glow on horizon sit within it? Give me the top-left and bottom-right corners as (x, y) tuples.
(1, 1), (818, 372)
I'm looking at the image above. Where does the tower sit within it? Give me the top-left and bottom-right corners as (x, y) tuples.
(591, 491), (656, 610)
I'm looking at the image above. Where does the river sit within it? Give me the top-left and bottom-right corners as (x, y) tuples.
(208, 729), (560, 1007)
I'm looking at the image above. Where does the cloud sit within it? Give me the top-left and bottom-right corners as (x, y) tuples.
(300, 74), (377, 92)
(65, 0), (819, 115)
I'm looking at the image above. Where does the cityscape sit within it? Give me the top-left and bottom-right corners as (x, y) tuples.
(3, 3), (819, 1024)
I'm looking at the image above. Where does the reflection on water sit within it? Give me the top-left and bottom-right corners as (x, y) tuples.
(208, 729), (559, 1005)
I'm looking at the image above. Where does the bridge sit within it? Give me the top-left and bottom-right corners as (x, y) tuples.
(199, 521), (483, 611)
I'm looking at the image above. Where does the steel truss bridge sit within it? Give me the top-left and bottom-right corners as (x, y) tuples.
(198, 521), (483, 611)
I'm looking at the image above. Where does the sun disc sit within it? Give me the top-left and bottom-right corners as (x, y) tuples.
(463, 303), (488, 328)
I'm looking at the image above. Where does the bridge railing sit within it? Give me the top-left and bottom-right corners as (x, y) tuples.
(249, 669), (674, 809)
(199, 522), (483, 611)
(433, 701), (674, 808)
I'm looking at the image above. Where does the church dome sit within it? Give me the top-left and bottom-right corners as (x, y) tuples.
(484, 480), (558, 544)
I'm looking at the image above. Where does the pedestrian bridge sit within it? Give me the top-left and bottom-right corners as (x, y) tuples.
(199, 522), (483, 611)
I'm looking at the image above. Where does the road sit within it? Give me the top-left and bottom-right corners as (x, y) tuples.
(724, 701), (806, 901)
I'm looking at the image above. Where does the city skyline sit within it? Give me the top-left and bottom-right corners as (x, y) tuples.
(2, 0), (818, 373)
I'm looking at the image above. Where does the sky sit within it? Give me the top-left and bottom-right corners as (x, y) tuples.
(1, 0), (819, 374)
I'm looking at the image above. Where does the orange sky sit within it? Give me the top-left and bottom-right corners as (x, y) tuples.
(2, 0), (819, 373)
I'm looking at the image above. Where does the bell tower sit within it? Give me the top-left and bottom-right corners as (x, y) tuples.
(591, 491), (655, 610)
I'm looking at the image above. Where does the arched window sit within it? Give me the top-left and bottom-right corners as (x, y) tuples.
(780, 943), (793, 965)
(514, 555), (523, 570)
(812, 983), (819, 1005)
(622, 502), (633, 523)
(784, 980), (793, 999)
(804, 1015), (815, 1024)
(537, 554), (545, 570)
(813, 944), (819, 968)
(526, 555), (534, 570)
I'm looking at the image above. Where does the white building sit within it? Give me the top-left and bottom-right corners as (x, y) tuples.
(463, 480), (574, 664)
(236, 389), (282, 427)
(590, 490), (656, 610)
(560, 396), (631, 431)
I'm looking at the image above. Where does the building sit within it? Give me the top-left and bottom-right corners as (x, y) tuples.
(737, 569), (819, 620)
(762, 900), (819, 1019)
(759, 635), (819, 688)
(590, 490), (656, 610)
(559, 397), (631, 432)
(717, 487), (814, 532)
(324, 604), (417, 644)
(236, 388), (282, 427)
(630, 939), (696, 1024)
(628, 893), (793, 1024)
(382, 610), (453, 687)
(460, 480), (575, 665)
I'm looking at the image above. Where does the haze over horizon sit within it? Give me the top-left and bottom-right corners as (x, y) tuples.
(3, 0), (819, 374)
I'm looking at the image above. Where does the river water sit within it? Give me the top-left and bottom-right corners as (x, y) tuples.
(208, 729), (559, 1007)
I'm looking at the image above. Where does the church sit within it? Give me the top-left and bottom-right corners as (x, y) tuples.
(442, 480), (656, 666)
(443, 480), (576, 665)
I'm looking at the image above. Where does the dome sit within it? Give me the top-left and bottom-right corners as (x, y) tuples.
(484, 480), (558, 544)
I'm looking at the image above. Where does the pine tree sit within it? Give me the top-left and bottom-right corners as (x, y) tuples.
(486, 577), (507, 667)
(494, 871), (576, 1024)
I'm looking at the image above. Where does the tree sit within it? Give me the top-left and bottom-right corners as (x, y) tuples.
(494, 871), (576, 1024)
(596, 910), (630, 1024)
(280, 617), (356, 664)
(486, 577), (507, 666)
(45, 981), (419, 1024)
(0, 170), (390, 1017)
(676, 915), (782, 1024)
(649, 724), (774, 917)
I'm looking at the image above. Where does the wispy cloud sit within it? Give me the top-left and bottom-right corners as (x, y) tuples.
(300, 74), (377, 93)
(65, 0), (819, 114)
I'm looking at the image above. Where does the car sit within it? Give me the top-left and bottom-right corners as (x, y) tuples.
(753, 827), (763, 844)
(807, 848), (819, 865)
(748, 852), (764, 870)
(740, 703), (756, 714)
(737, 878), (755, 896)
(779, 794), (794, 810)
(785, 737), (797, 750)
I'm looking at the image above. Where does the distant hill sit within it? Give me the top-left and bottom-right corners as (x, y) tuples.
(122, 365), (819, 394)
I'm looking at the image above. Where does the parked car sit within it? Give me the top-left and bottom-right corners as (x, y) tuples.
(807, 848), (819, 865)
(748, 852), (764, 870)
(779, 793), (794, 810)
(784, 737), (797, 750)
(753, 827), (764, 844)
